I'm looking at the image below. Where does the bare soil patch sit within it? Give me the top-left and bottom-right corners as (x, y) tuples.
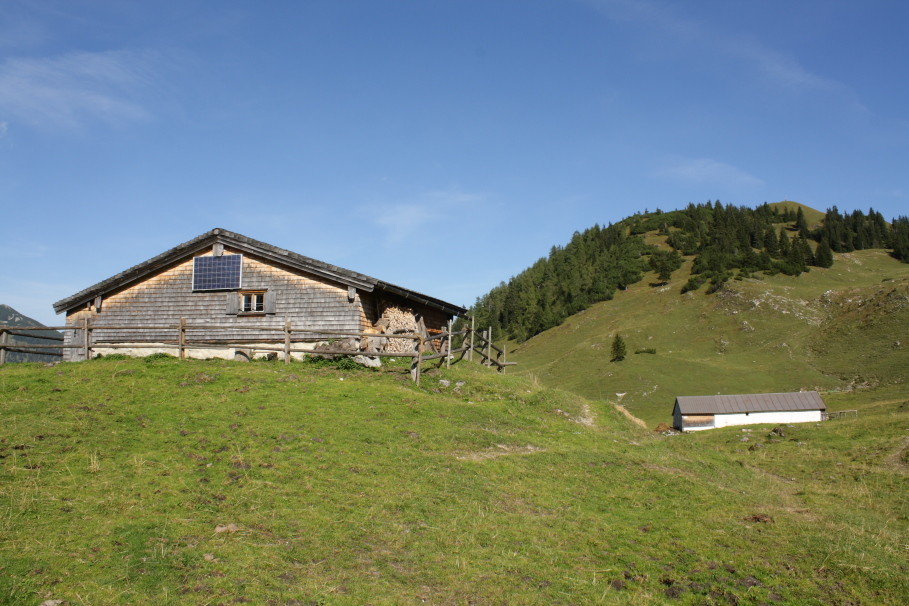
(613, 404), (648, 429)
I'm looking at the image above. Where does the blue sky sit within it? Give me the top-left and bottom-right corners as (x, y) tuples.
(1, 0), (907, 326)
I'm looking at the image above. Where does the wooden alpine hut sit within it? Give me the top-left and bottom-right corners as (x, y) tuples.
(52, 228), (467, 361)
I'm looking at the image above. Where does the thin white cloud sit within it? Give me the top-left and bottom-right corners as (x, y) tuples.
(0, 240), (49, 259)
(374, 203), (444, 246)
(734, 39), (828, 91)
(585, 0), (699, 42)
(656, 157), (763, 189)
(0, 50), (160, 131)
(584, 0), (861, 104)
(371, 189), (486, 246)
(726, 36), (866, 113)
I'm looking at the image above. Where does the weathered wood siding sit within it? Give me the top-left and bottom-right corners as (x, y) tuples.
(65, 248), (361, 360)
(680, 414), (715, 430)
(62, 246), (455, 361)
(357, 291), (381, 332)
(416, 305), (450, 334)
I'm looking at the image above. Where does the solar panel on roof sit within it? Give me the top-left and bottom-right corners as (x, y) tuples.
(192, 254), (242, 290)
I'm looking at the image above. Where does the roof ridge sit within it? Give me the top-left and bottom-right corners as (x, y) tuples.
(52, 229), (466, 316)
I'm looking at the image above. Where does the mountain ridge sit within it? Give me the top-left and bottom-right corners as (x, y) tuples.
(471, 201), (908, 345)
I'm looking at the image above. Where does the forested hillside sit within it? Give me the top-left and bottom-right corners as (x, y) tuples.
(470, 223), (650, 342)
(472, 202), (909, 342)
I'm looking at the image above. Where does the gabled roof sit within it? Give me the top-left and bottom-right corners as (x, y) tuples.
(674, 391), (826, 415)
(53, 228), (467, 317)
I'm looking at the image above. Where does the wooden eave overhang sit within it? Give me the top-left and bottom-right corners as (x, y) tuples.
(52, 228), (468, 318)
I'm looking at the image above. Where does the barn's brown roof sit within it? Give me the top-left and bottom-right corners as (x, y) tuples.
(674, 391), (826, 415)
(53, 228), (467, 317)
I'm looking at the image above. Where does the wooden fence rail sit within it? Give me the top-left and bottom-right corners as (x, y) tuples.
(0, 326), (64, 365)
(824, 410), (858, 420)
(0, 320), (514, 384)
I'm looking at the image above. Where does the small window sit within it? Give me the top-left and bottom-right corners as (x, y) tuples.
(241, 291), (265, 313)
(228, 290), (275, 315)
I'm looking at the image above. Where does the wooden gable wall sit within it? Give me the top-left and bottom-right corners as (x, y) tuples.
(62, 245), (454, 360)
(64, 247), (359, 355)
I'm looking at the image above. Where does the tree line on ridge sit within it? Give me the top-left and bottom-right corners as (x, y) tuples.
(471, 202), (909, 343)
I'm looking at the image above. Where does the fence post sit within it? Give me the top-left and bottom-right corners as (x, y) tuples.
(411, 336), (424, 385)
(83, 316), (91, 361)
(487, 327), (492, 367)
(284, 317), (292, 364)
(501, 339), (506, 373)
(446, 319), (452, 369)
(0, 329), (7, 365)
(469, 317), (475, 362)
(178, 317), (186, 359)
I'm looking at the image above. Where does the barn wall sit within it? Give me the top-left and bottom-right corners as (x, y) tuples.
(672, 405), (683, 430)
(62, 309), (90, 362)
(64, 248), (360, 359)
(681, 414), (715, 431)
(357, 291), (381, 332)
(62, 246), (455, 361)
(681, 410), (822, 431)
(418, 304), (451, 333)
(713, 410), (824, 429)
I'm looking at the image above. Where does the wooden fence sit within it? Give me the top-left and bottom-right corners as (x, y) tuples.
(0, 318), (515, 384)
(824, 409), (858, 420)
(0, 328), (64, 364)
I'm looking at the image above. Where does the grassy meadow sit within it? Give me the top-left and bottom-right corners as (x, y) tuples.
(1, 356), (907, 605)
(512, 248), (909, 427)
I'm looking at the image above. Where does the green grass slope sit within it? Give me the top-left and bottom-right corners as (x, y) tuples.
(512, 249), (909, 427)
(2, 357), (908, 605)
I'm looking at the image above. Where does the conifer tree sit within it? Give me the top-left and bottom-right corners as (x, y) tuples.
(649, 249), (684, 283)
(796, 236), (815, 267)
(764, 226), (780, 257)
(796, 207), (810, 238)
(611, 334), (627, 362)
(786, 235), (806, 273)
(778, 230), (791, 257)
(814, 238), (834, 268)
(892, 217), (909, 263)
(870, 209), (891, 248)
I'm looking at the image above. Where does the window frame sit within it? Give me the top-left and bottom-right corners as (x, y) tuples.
(239, 290), (267, 315)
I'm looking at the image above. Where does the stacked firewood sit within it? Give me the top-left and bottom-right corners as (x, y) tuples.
(374, 306), (419, 353)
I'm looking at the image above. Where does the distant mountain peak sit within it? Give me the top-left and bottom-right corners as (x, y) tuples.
(0, 304), (42, 327)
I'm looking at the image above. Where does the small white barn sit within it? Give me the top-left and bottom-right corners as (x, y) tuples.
(672, 391), (826, 431)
